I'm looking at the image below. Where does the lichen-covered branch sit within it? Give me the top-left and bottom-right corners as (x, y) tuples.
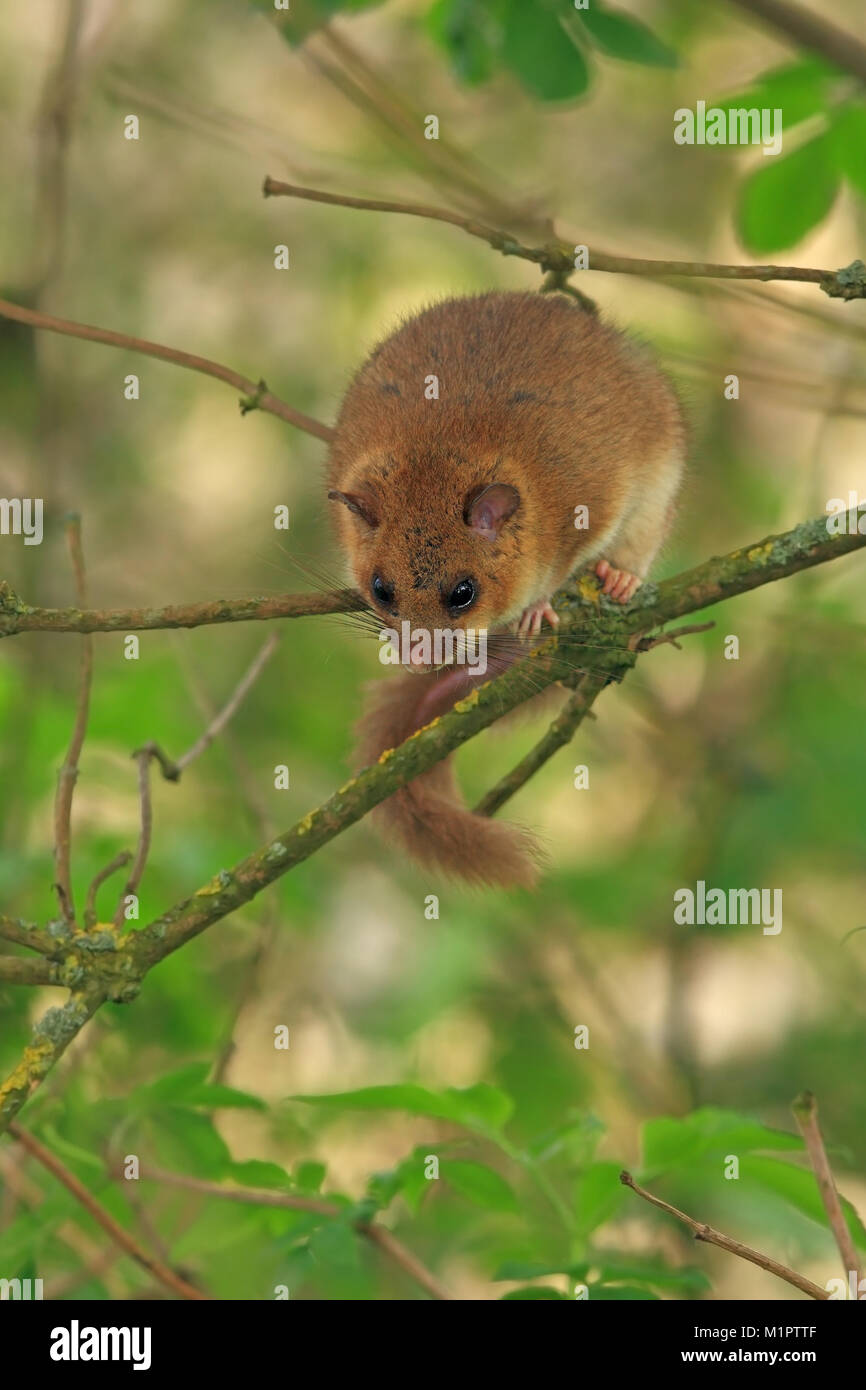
(0, 985), (104, 1131)
(130, 508), (866, 968)
(0, 509), (863, 1137)
(0, 584), (363, 639)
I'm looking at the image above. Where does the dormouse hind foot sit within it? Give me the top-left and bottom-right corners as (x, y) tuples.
(595, 559), (642, 604)
(516, 599), (560, 638)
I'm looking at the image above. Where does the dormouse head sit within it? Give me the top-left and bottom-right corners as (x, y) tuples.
(329, 474), (525, 672)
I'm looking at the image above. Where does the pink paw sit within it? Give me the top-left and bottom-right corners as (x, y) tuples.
(517, 598), (560, 638)
(595, 559), (642, 604)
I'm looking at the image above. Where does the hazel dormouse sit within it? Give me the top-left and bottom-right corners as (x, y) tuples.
(328, 291), (685, 888)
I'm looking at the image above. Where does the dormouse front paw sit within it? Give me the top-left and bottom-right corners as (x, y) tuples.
(516, 599), (560, 638)
(595, 559), (642, 604)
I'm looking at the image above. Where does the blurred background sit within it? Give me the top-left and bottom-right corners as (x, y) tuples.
(1, 0), (865, 1300)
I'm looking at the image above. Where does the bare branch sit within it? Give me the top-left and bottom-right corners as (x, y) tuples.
(730, 0), (866, 86)
(0, 296), (334, 440)
(113, 751), (154, 928)
(635, 621), (716, 652)
(620, 1170), (829, 1300)
(53, 516), (93, 923)
(141, 1166), (453, 1300)
(8, 1124), (209, 1301)
(792, 1090), (862, 1290)
(84, 851), (132, 929)
(145, 632), (281, 781)
(474, 673), (607, 819)
(112, 635), (281, 926)
(0, 585), (362, 639)
(263, 177), (866, 301)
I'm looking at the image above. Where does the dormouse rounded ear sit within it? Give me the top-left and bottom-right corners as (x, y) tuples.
(328, 489), (379, 529)
(465, 483), (520, 539)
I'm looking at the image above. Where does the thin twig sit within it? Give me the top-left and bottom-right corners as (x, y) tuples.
(263, 177), (866, 300)
(113, 752), (154, 927)
(730, 0), (866, 85)
(474, 674), (606, 818)
(8, 1123), (209, 1300)
(0, 585), (362, 639)
(792, 1090), (862, 1291)
(53, 516), (93, 923)
(84, 851), (132, 928)
(146, 632), (281, 780)
(112, 635), (281, 925)
(620, 1170), (828, 1300)
(141, 1166), (453, 1301)
(0, 1147), (125, 1299)
(0, 296), (333, 440)
(474, 623), (713, 816)
(636, 621), (716, 652)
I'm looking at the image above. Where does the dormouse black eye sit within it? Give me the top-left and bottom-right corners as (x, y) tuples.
(447, 578), (477, 613)
(371, 574), (394, 607)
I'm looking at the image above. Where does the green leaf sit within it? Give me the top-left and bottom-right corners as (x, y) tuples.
(577, 5), (677, 68)
(716, 58), (834, 129)
(132, 1063), (264, 1113)
(150, 1108), (232, 1179)
(587, 1283), (659, 1300)
(527, 1112), (605, 1164)
(591, 1258), (711, 1294)
(294, 1082), (513, 1134)
(395, 1149), (435, 1214)
(502, 0), (590, 102)
(641, 1108), (802, 1178)
(308, 1218), (361, 1272)
(495, 1258), (588, 1281)
(227, 1159), (292, 1189)
(38, 1124), (104, 1174)
(831, 104), (866, 198)
(295, 1160), (327, 1193)
(494, 1255), (708, 1294)
(737, 135), (839, 253)
(745, 1156), (866, 1251)
(134, 1062), (210, 1105)
(574, 1161), (626, 1236)
(179, 1082), (266, 1112)
(501, 1285), (568, 1299)
(426, 0), (500, 86)
(445, 1159), (519, 1212)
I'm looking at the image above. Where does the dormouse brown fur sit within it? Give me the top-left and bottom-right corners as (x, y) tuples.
(328, 291), (685, 888)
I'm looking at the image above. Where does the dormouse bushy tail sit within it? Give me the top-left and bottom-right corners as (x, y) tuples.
(355, 667), (544, 889)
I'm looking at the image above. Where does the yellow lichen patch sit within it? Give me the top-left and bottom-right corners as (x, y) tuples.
(747, 542), (774, 562)
(409, 715), (443, 737)
(578, 575), (601, 603)
(453, 688), (481, 714)
(194, 877), (225, 897)
(295, 811), (316, 835)
(376, 745), (397, 763)
(0, 1039), (54, 1106)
